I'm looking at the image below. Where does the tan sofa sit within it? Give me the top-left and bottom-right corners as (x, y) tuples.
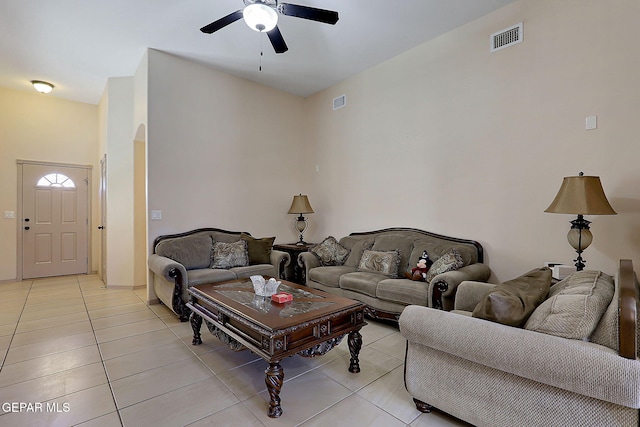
(400, 259), (640, 427)
(298, 228), (491, 321)
(148, 228), (290, 321)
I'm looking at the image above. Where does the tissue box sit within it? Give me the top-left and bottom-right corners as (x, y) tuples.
(271, 293), (293, 303)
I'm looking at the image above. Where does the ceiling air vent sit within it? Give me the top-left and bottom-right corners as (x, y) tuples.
(333, 94), (346, 111)
(490, 23), (523, 52)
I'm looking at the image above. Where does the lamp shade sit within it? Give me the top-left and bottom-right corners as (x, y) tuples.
(243, 3), (278, 32)
(545, 175), (616, 215)
(288, 194), (314, 214)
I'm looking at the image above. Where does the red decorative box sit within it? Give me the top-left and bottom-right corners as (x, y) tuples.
(271, 292), (293, 303)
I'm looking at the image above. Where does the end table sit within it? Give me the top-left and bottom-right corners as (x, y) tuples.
(273, 242), (315, 285)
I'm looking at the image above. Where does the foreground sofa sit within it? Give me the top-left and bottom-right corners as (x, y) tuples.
(299, 227), (491, 321)
(400, 259), (640, 427)
(148, 228), (290, 321)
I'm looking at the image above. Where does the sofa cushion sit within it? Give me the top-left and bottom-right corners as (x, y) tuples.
(341, 237), (375, 267)
(210, 240), (249, 269)
(210, 231), (244, 243)
(309, 266), (357, 288)
(425, 249), (465, 283)
(187, 268), (236, 286)
(231, 264), (277, 279)
(357, 249), (401, 278)
(525, 270), (615, 339)
(240, 233), (275, 265)
(310, 236), (350, 266)
(371, 234), (414, 273)
(155, 234), (213, 270)
(472, 267), (552, 327)
(413, 240), (477, 266)
(340, 272), (387, 298)
(377, 278), (428, 306)
(589, 272), (621, 352)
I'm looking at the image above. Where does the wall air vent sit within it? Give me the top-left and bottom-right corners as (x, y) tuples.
(490, 23), (523, 52)
(333, 94), (346, 111)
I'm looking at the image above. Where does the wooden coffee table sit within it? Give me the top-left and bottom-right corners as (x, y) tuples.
(186, 278), (366, 418)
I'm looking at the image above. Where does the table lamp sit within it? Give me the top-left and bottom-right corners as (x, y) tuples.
(545, 172), (616, 271)
(287, 194), (314, 245)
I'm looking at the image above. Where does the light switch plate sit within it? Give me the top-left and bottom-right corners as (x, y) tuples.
(585, 115), (597, 130)
(4, 211), (15, 219)
(151, 210), (162, 220)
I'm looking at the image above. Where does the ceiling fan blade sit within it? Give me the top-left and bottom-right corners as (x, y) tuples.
(279, 3), (339, 25)
(200, 10), (243, 33)
(267, 26), (288, 54)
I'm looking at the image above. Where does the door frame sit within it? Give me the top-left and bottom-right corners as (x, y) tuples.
(16, 159), (93, 281)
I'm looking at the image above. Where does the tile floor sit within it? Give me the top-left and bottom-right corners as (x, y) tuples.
(0, 275), (468, 427)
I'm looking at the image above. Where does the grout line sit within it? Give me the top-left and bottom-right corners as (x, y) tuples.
(0, 279), (33, 369)
(79, 275), (125, 427)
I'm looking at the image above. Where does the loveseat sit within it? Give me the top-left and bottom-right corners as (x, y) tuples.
(298, 228), (491, 321)
(148, 228), (290, 321)
(400, 260), (640, 427)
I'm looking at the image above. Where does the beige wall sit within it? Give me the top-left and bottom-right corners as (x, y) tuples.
(99, 77), (137, 288)
(146, 50), (310, 240)
(303, 0), (640, 280)
(0, 86), (99, 281)
(145, 50), (310, 299)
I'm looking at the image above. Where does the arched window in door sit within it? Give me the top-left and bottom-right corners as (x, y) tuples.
(36, 173), (76, 188)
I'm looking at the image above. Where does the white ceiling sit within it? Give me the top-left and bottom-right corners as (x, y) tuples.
(0, 0), (517, 105)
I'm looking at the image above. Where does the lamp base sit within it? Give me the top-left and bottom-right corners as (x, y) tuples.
(568, 215), (592, 271)
(294, 215), (309, 246)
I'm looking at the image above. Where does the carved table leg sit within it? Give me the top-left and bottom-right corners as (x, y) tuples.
(265, 361), (284, 418)
(348, 329), (363, 373)
(190, 312), (203, 345)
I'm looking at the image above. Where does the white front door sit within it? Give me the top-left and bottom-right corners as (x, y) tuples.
(22, 163), (89, 279)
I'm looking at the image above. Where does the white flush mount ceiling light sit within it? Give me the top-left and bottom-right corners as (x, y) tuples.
(243, 2), (278, 32)
(31, 80), (54, 94)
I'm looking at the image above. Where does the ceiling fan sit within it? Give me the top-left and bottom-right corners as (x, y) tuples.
(200, 0), (339, 54)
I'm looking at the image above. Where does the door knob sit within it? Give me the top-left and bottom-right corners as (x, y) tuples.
(24, 218), (30, 222)
(98, 226), (104, 229)
(24, 226), (30, 230)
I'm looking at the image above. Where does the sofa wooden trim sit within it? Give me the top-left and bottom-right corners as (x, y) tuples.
(619, 258), (638, 359)
(348, 227), (484, 263)
(151, 227), (288, 321)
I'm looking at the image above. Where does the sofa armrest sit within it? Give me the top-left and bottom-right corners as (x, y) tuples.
(270, 249), (291, 279)
(148, 254), (191, 321)
(428, 263), (492, 310)
(148, 254), (187, 283)
(399, 305), (640, 409)
(298, 252), (321, 285)
(454, 281), (497, 312)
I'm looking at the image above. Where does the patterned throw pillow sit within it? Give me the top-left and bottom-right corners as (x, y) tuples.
(357, 249), (401, 278)
(210, 240), (249, 269)
(425, 248), (465, 282)
(310, 236), (350, 266)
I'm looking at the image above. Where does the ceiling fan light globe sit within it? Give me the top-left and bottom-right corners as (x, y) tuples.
(243, 3), (278, 32)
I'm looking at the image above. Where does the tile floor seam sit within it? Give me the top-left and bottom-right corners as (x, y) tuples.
(0, 280), (32, 369)
(80, 276), (126, 427)
(293, 390), (356, 427)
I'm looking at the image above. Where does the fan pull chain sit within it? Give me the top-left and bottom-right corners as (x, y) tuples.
(259, 33), (264, 72)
